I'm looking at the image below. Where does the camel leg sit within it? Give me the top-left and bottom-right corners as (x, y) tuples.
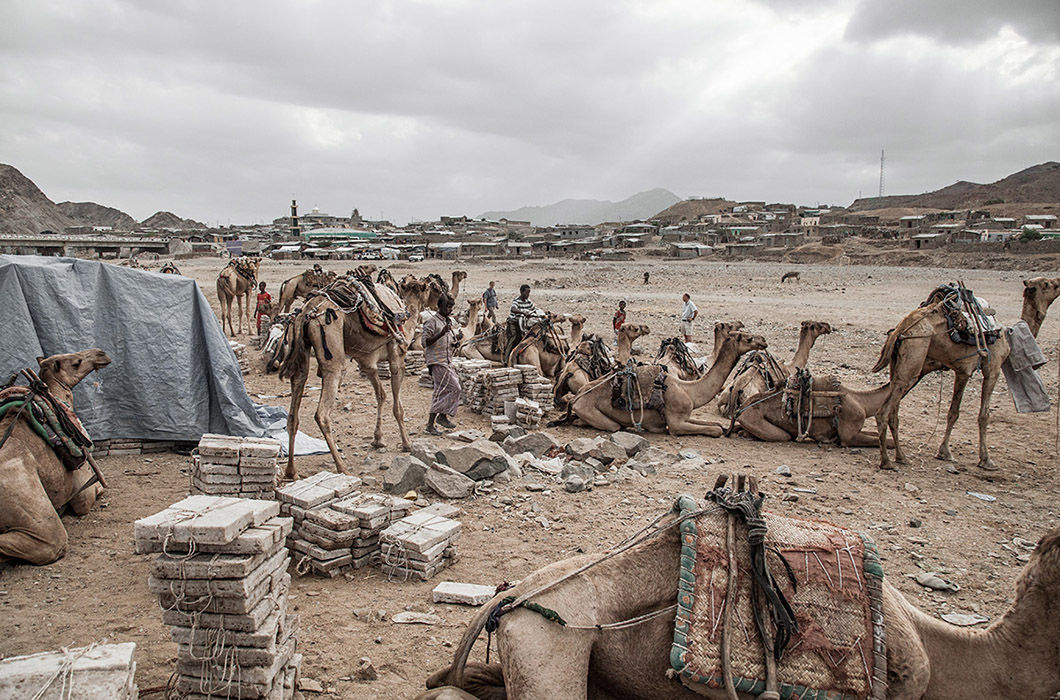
(67, 468), (101, 515)
(572, 404), (624, 432)
(286, 357), (310, 480)
(875, 341), (929, 470)
(738, 412), (793, 442)
(315, 365), (347, 473)
(236, 293), (246, 335)
(666, 418), (723, 437)
(387, 344), (411, 452)
(936, 371), (970, 462)
(361, 364), (388, 449)
(976, 364), (1001, 470)
(0, 471), (68, 565)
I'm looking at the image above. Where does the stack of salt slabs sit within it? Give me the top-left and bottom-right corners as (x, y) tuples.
(508, 397), (545, 428)
(404, 349), (426, 374)
(275, 471), (362, 577)
(330, 492), (413, 570)
(134, 496), (300, 700)
(379, 504), (462, 581)
(0, 643), (138, 699)
(192, 434), (282, 499)
(482, 367), (522, 415)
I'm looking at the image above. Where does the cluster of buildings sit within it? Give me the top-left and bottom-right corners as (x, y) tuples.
(4, 198), (1057, 261)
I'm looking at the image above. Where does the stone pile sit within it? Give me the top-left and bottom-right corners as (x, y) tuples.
(380, 505), (462, 581)
(192, 434), (282, 499)
(230, 340), (251, 375)
(0, 642), (138, 699)
(366, 350), (427, 380)
(507, 397), (545, 428)
(134, 496), (300, 700)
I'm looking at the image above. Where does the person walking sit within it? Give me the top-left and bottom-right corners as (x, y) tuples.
(504, 284), (537, 362)
(643, 271), (650, 285)
(255, 282), (272, 334)
(482, 281), (499, 323)
(423, 294), (461, 435)
(612, 300), (627, 345)
(680, 293), (698, 342)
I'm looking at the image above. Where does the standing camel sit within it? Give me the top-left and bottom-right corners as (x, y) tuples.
(0, 349), (110, 565)
(873, 277), (1060, 470)
(216, 257), (262, 336)
(569, 331), (767, 435)
(424, 271), (467, 308)
(423, 508), (1060, 700)
(278, 276), (430, 477)
(717, 320), (832, 419)
(277, 267), (337, 312)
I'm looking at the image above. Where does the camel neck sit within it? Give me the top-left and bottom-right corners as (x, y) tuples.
(905, 588), (1059, 698)
(789, 330), (817, 369)
(43, 379), (74, 407)
(1020, 300), (1047, 338)
(683, 344), (742, 407)
(616, 337), (634, 365)
(570, 324), (584, 346)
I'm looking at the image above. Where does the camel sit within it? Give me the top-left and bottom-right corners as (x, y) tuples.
(508, 315), (570, 381)
(216, 256), (262, 336)
(781, 270), (800, 283)
(425, 271), (468, 308)
(566, 315), (587, 346)
(0, 349), (110, 565)
(568, 331), (767, 435)
(276, 268), (338, 312)
(712, 321), (745, 362)
(873, 277), (1060, 470)
(423, 506), (1060, 700)
(552, 335), (614, 410)
(717, 321), (832, 419)
(278, 276), (431, 477)
(736, 375), (893, 446)
(615, 323), (650, 365)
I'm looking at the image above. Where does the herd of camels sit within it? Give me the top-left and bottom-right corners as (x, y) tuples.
(3, 257), (1060, 700)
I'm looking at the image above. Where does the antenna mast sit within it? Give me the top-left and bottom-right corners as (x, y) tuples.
(878, 149), (885, 197)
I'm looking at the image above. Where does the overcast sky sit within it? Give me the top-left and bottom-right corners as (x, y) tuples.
(1, 1), (1057, 225)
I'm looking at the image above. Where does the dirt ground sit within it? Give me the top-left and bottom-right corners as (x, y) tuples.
(2, 256), (1058, 699)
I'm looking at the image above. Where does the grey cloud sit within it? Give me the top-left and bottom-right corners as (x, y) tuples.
(845, 0), (1060, 45)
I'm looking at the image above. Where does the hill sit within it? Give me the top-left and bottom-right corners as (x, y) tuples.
(650, 197), (739, 225)
(0, 163), (72, 236)
(481, 188), (681, 226)
(57, 201), (138, 230)
(140, 211), (206, 230)
(849, 162), (1060, 212)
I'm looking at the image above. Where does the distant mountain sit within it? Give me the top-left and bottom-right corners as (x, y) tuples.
(849, 162), (1060, 212)
(0, 163), (72, 236)
(141, 211), (206, 230)
(481, 188), (681, 226)
(58, 201), (138, 230)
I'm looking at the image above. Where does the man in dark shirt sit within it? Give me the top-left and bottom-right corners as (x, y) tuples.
(504, 284), (535, 363)
(482, 281), (499, 323)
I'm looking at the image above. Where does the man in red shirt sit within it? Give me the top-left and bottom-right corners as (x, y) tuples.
(255, 282), (272, 334)
(612, 300), (626, 345)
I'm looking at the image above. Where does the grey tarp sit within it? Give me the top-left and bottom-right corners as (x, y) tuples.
(0, 255), (286, 441)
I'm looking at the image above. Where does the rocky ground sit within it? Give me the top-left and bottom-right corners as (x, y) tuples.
(1, 256), (1058, 699)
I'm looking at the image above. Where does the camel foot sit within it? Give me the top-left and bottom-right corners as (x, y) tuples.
(978, 458), (999, 472)
(400, 442), (411, 453)
(284, 469), (299, 481)
(935, 446), (952, 461)
(371, 439), (386, 449)
(879, 461), (897, 471)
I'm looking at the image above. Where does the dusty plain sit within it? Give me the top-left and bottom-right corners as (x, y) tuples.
(1, 256), (1058, 699)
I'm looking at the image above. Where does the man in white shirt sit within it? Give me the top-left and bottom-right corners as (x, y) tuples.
(681, 293), (698, 342)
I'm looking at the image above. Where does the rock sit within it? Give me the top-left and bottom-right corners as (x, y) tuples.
(584, 457), (607, 473)
(502, 431), (559, 458)
(424, 464), (476, 499)
(490, 425), (526, 442)
(526, 483), (546, 492)
(941, 612), (988, 626)
(679, 456), (707, 470)
(609, 431), (649, 456)
(493, 470), (512, 484)
(678, 449), (700, 460)
(564, 475), (589, 493)
(966, 491), (996, 502)
(775, 464), (792, 477)
(392, 611), (442, 625)
(613, 466), (642, 481)
(411, 438), (444, 466)
(522, 455), (564, 476)
(383, 455), (428, 494)
(506, 462), (524, 479)
(626, 458), (656, 476)
(561, 461), (594, 482)
(914, 572), (959, 592)
(592, 475), (609, 487)
(355, 657), (377, 681)
(909, 519), (922, 528)
(432, 581), (497, 605)
(299, 678), (324, 693)
(564, 437), (599, 460)
(442, 440), (512, 481)
(637, 446), (679, 468)
(782, 494), (799, 502)
(904, 482), (920, 494)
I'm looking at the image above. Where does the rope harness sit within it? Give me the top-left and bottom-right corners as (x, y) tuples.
(656, 337), (701, 378)
(226, 258), (257, 283)
(724, 350), (786, 418)
(782, 368), (842, 441)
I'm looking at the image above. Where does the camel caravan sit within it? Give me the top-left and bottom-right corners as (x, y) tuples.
(3, 248), (1060, 700)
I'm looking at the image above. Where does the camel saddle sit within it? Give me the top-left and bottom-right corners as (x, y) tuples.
(0, 382), (93, 470)
(783, 369), (842, 441)
(610, 362), (667, 414)
(227, 258), (257, 282)
(922, 284), (1000, 347)
(671, 495), (887, 700)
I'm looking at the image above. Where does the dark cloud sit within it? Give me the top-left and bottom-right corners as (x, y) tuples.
(845, 0), (1060, 45)
(0, 1), (1057, 224)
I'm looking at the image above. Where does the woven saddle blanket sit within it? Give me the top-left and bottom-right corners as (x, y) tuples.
(671, 501), (887, 700)
(0, 385), (93, 470)
(922, 284), (1000, 346)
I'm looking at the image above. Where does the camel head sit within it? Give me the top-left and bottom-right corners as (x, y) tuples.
(452, 270), (468, 284)
(715, 320), (745, 334)
(800, 320), (833, 338)
(466, 298), (483, 318)
(619, 324), (651, 342)
(398, 277), (431, 306)
(726, 331), (768, 355)
(1023, 277), (1060, 313)
(37, 349), (111, 391)
(568, 314), (587, 327)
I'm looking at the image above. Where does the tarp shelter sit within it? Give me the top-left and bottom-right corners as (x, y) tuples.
(0, 255), (286, 442)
